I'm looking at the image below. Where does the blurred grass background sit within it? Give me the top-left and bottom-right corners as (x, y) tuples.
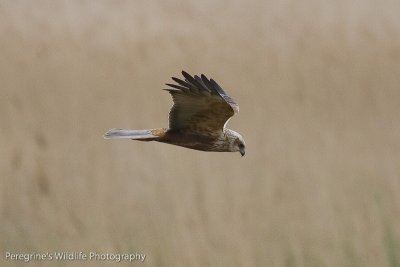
(1, 0), (400, 266)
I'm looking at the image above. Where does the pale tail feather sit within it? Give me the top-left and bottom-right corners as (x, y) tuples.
(104, 129), (158, 140)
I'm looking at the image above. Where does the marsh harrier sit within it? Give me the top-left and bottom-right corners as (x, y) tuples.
(104, 71), (245, 156)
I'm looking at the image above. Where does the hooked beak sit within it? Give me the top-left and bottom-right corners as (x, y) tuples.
(240, 148), (245, 157)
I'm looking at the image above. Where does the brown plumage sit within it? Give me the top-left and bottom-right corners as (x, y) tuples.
(104, 71), (246, 156)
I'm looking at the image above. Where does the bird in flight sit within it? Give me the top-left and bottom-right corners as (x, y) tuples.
(104, 71), (245, 156)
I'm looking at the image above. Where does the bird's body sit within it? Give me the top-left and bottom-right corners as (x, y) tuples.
(104, 71), (246, 156)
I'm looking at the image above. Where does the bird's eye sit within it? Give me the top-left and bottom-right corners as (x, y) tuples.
(239, 144), (244, 149)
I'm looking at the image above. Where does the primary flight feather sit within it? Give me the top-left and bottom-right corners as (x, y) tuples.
(104, 71), (246, 156)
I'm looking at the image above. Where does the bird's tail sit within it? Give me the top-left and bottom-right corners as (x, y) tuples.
(103, 128), (165, 141)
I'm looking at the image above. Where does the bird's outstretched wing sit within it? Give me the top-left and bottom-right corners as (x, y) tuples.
(164, 71), (239, 135)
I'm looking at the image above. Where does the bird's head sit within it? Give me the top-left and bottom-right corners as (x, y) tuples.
(236, 136), (246, 157)
(226, 130), (246, 156)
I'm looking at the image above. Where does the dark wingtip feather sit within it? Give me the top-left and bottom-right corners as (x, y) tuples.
(210, 78), (227, 95)
(181, 71), (194, 83)
(165, 83), (190, 92)
(194, 75), (210, 92)
(200, 74), (218, 94)
(171, 77), (196, 90)
(181, 71), (205, 92)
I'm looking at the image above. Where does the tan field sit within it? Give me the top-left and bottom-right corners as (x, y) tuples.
(1, 1), (400, 266)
